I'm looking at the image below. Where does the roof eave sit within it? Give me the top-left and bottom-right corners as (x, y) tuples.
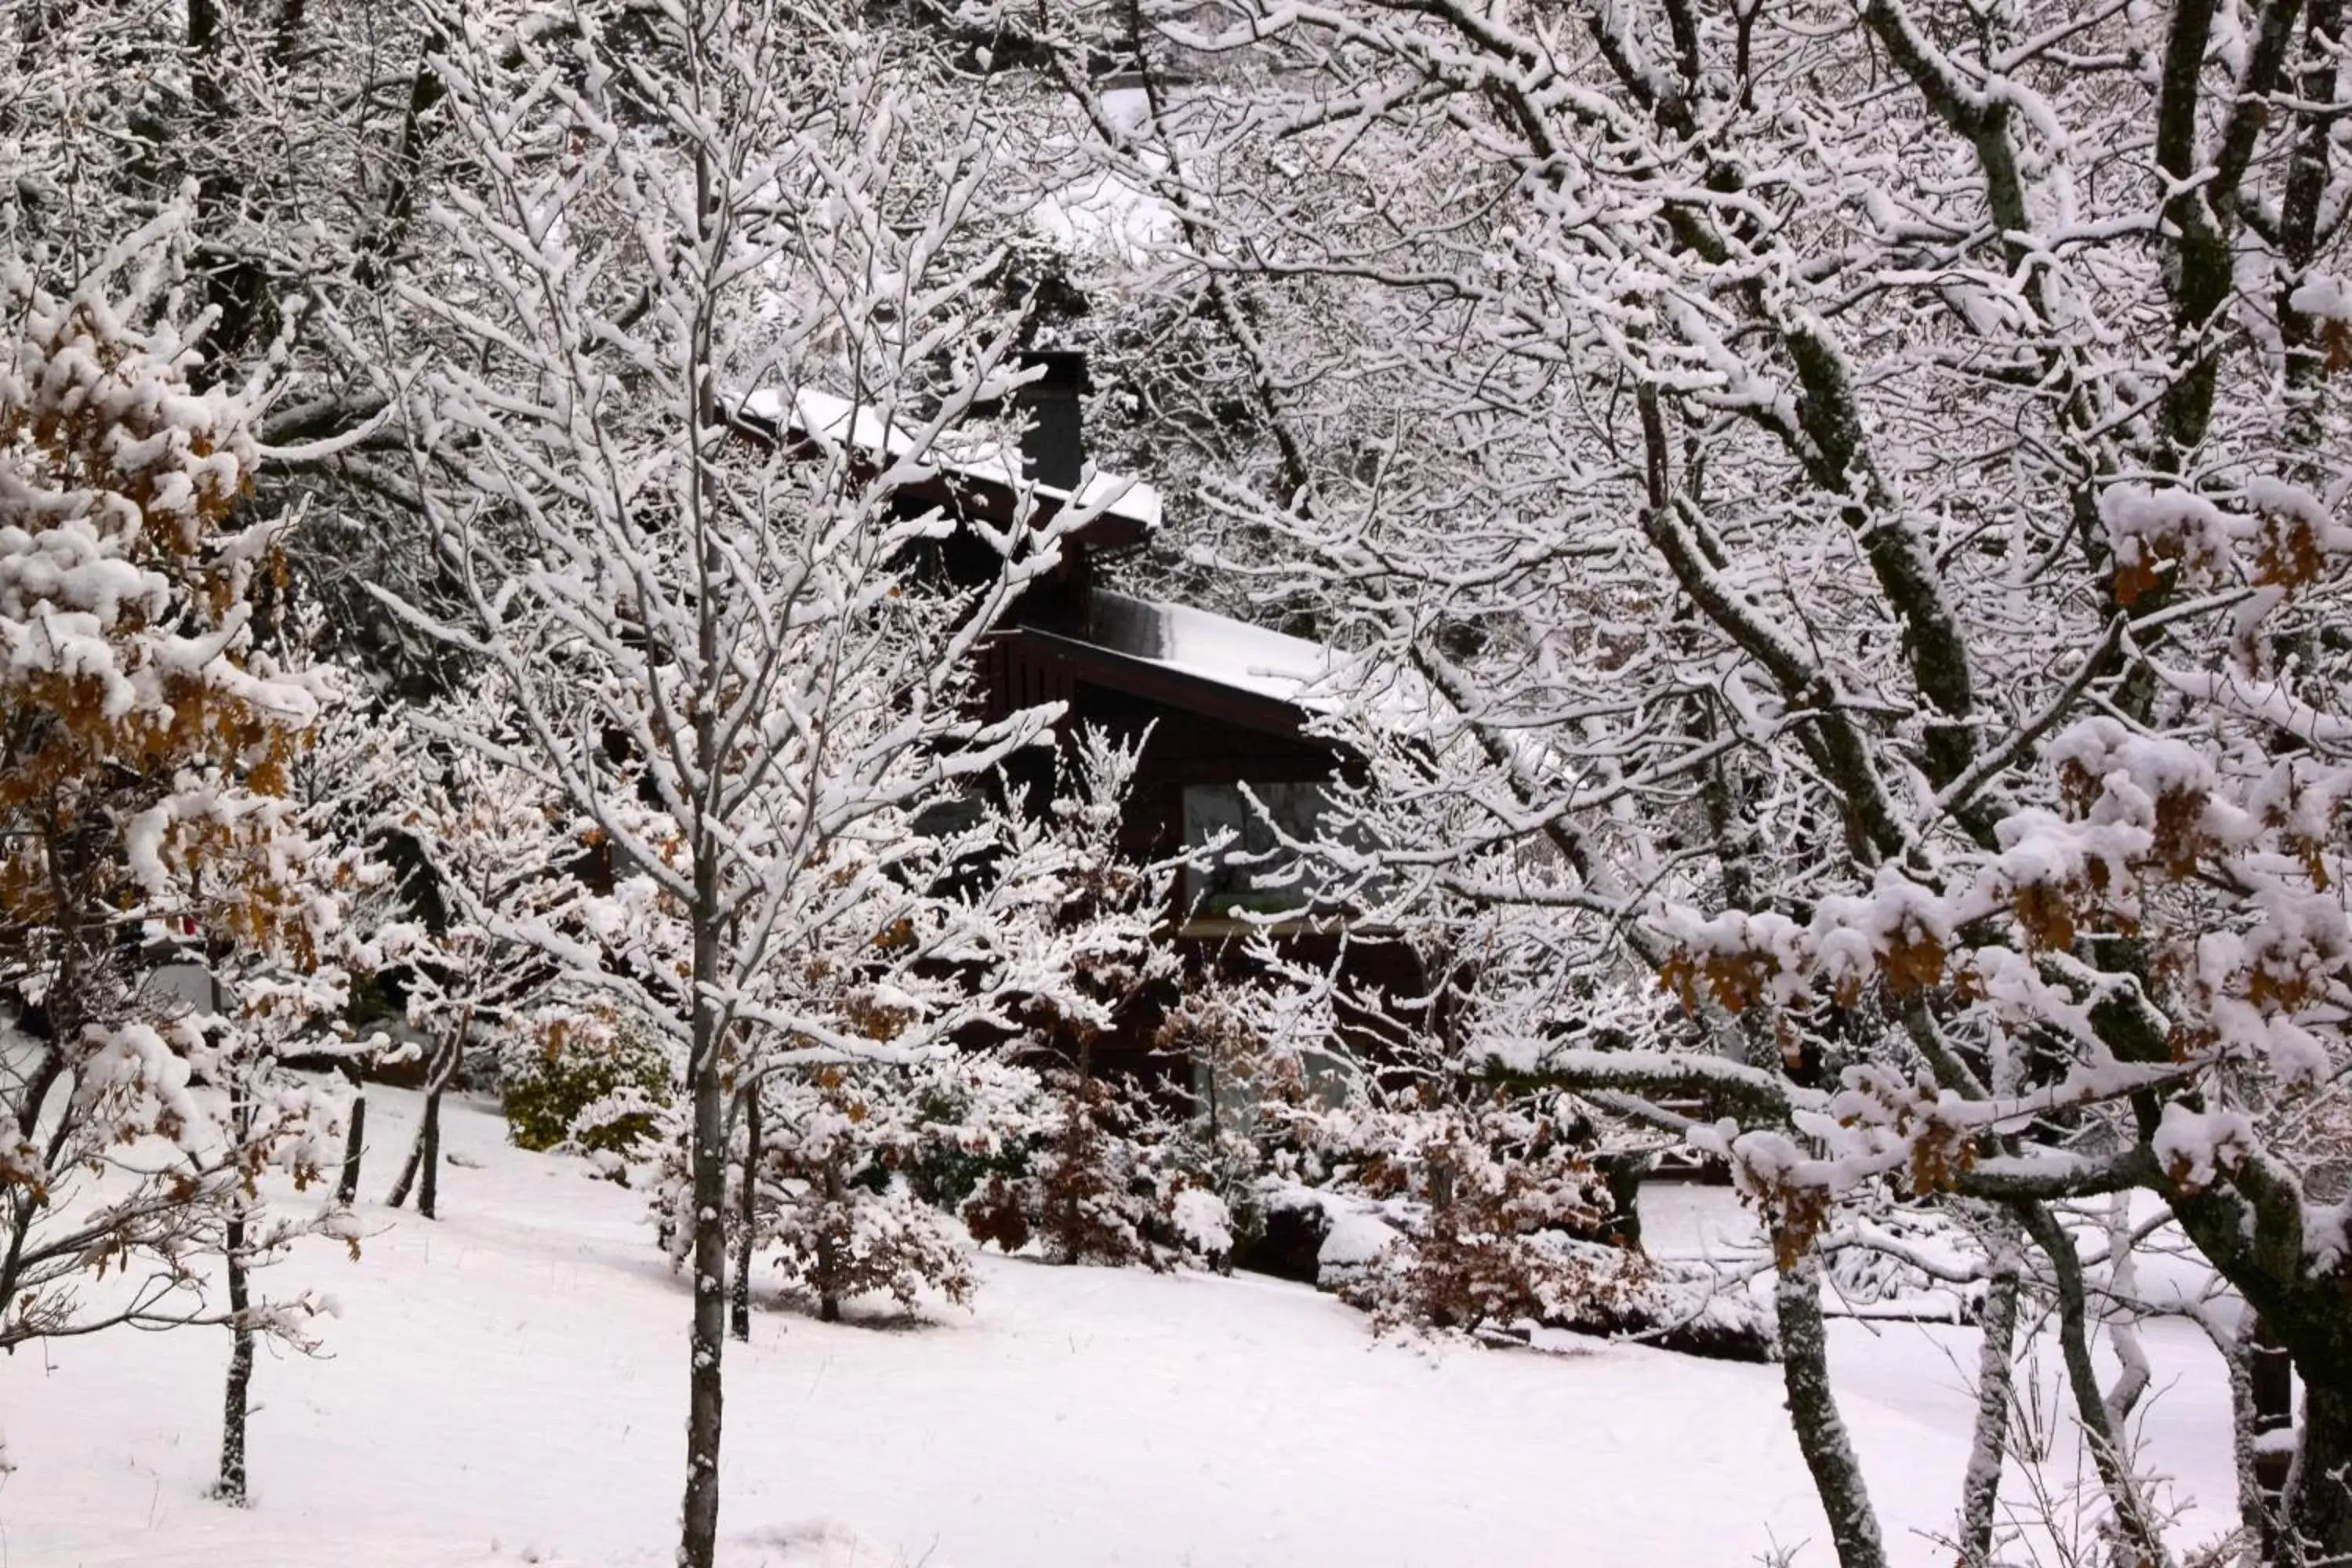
(1004, 625), (1326, 742)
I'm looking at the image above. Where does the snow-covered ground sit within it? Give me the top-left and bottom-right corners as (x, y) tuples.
(2, 1089), (2241, 1567)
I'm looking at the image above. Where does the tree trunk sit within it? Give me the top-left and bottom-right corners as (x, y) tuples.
(1596, 1151), (1649, 1250)
(216, 1205), (254, 1506)
(2249, 1314), (2294, 1558)
(0, 1042), (71, 1321)
(417, 1086), (443, 1220)
(2164, 1170), (2352, 1566)
(388, 1032), (459, 1214)
(1958, 1223), (2024, 1568)
(1777, 1252), (1887, 1568)
(2016, 1202), (2176, 1568)
(386, 1124), (421, 1209)
(731, 1087), (759, 1342)
(185, 0), (262, 371)
(2101, 1199), (2154, 1436)
(817, 1160), (844, 1324)
(677, 896), (728, 1568)
(2274, 0), (2345, 463)
(2217, 1315), (2270, 1567)
(2285, 1379), (2352, 1564)
(335, 1072), (367, 1207)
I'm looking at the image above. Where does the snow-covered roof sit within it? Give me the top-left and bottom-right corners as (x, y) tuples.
(1089, 590), (1349, 710)
(742, 386), (1163, 532)
(1085, 591), (1497, 752)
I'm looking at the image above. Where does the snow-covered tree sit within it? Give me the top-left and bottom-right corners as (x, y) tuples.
(2, 0), (448, 683)
(0, 202), (342, 1350)
(1, 203), (373, 1509)
(1033, 0), (2352, 1558)
(184, 904), (368, 1506)
(249, 636), (434, 1207)
(648, 726), (1181, 1322)
(376, 688), (597, 1217)
(938, 728), (1210, 1271)
(371, 4), (1136, 1559)
(707, 1054), (1045, 1323)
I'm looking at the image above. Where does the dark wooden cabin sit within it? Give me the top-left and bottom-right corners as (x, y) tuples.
(764, 353), (1427, 1077)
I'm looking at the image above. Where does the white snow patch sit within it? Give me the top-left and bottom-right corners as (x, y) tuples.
(0, 1091), (2248, 1568)
(2152, 1102), (2256, 1189)
(2289, 272), (2352, 321)
(730, 1517), (938, 1566)
(1317, 1207), (1402, 1269)
(1170, 1186), (1234, 1255)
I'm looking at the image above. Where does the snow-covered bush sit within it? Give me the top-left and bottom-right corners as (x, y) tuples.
(963, 1070), (1148, 1265)
(1220, 1054), (1770, 1352)
(1154, 980), (1294, 1261)
(753, 1062), (974, 1320)
(771, 1174), (975, 1322)
(1289, 1092), (1618, 1330)
(899, 1055), (1054, 1213)
(502, 1014), (675, 1157)
(700, 1054), (1044, 1322)
(957, 1068), (1240, 1272)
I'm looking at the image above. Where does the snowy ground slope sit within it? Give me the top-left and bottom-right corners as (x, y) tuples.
(3, 1090), (2239, 1567)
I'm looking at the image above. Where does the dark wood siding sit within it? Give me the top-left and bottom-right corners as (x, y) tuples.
(990, 640), (1424, 1077)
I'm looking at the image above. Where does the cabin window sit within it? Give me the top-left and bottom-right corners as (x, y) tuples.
(1181, 781), (1359, 919)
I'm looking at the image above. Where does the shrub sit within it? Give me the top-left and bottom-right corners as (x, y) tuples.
(773, 1176), (976, 1319)
(500, 1014), (674, 1155)
(661, 1054), (1045, 1323)
(959, 1071), (1153, 1265)
(1155, 982), (1293, 1264)
(957, 1069), (1236, 1272)
(900, 1057), (1047, 1213)
(1349, 1107), (1622, 1332)
(749, 1062), (987, 1321)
